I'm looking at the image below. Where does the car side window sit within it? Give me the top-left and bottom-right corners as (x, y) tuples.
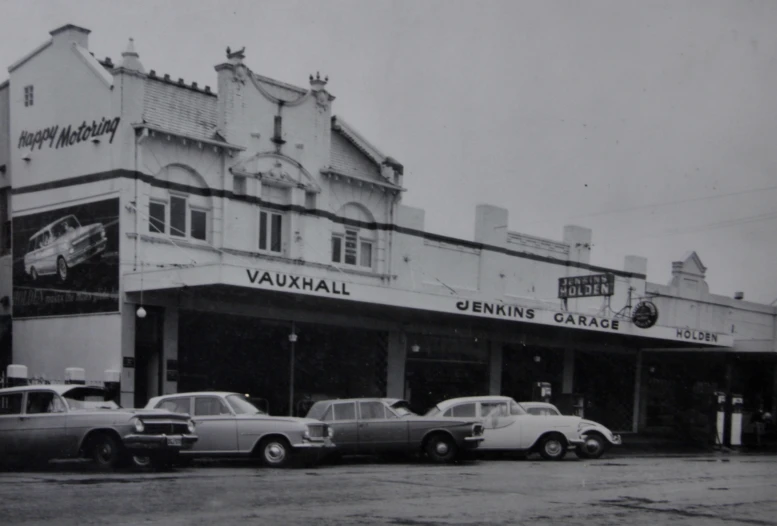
(451, 403), (476, 417)
(443, 408), (453, 417)
(333, 402), (356, 420)
(481, 402), (508, 418)
(510, 401), (525, 415)
(159, 397), (190, 414)
(0, 393), (23, 415)
(26, 391), (65, 414)
(194, 397), (231, 416)
(359, 401), (386, 420)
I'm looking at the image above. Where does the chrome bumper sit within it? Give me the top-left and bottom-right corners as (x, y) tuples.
(123, 433), (198, 451)
(610, 434), (622, 445)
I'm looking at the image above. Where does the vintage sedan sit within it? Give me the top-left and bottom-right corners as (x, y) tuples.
(427, 396), (621, 460)
(145, 392), (334, 467)
(304, 398), (484, 463)
(24, 214), (107, 283)
(0, 384), (197, 470)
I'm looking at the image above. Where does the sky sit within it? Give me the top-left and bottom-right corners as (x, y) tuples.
(2, 0), (776, 304)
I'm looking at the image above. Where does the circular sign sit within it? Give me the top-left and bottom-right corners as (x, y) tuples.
(632, 301), (659, 329)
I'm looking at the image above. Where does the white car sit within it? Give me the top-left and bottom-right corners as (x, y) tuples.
(426, 396), (621, 460)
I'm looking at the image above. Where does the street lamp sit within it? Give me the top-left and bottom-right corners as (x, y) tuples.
(288, 323), (298, 416)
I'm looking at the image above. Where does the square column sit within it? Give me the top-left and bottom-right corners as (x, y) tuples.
(489, 340), (503, 395)
(387, 331), (406, 399)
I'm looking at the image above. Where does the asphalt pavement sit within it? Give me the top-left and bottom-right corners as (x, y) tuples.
(1, 452), (775, 526)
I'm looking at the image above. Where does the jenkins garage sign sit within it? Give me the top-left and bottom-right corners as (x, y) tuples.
(558, 273), (615, 299)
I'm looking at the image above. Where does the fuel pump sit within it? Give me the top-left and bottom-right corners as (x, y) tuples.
(532, 382), (552, 403)
(730, 394), (744, 447)
(6, 364), (28, 387)
(714, 391), (726, 447)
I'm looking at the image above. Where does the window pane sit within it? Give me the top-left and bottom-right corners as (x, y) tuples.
(270, 214), (282, 252)
(331, 236), (341, 263)
(344, 230), (357, 265)
(26, 392), (57, 414)
(360, 241), (372, 267)
(233, 175), (246, 195)
(190, 210), (207, 241)
(359, 401), (386, 420)
(452, 403), (476, 418)
(194, 397), (231, 416)
(0, 393), (23, 415)
(170, 196), (186, 237)
(259, 211), (267, 250)
(159, 398), (190, 414)
(333, 402), (356, 420)
(149, 202), (166, 233)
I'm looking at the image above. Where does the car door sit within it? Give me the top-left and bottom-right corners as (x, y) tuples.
(321, 402), (358, 454)
(192, 396), (238, 454)
(479, 401), (519, 450)
(21, 390), (71, 459)
(356, 401), (407, 453)
(0, 392), (24, 461)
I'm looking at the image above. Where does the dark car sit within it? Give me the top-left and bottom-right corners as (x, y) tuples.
(0, 384), (197, 470)
(305, 398), (484, 463)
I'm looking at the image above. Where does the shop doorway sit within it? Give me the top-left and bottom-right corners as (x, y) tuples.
(134, 306), (165, 408)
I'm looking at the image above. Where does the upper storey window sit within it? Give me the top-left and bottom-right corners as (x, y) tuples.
(24, 85), (34, 107)
(331, 203), (376, 270)
(148, 165), (212, 243)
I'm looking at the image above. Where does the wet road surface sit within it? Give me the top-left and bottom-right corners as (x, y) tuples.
(1, 454), (776, 525)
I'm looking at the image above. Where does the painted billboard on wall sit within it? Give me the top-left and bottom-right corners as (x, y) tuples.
(12, 197), (120, 318)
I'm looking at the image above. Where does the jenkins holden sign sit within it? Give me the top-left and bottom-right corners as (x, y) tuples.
(123, 264), (734, 348)
(558, 274), (615, 299)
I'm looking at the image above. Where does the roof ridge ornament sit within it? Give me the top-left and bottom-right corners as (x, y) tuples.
(118, 37), (144, 73)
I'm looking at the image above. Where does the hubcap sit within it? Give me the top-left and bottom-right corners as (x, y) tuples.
(584, 438), (602, 454)
(545, 440), (562, 456)
(98, 443), (113, 462)
(58, 260), (67, 279)
(435, 441), (450, 455)
(266, 443), (286, 463)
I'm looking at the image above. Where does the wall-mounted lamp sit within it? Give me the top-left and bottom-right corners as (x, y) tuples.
(22, 154), (31, 162)
(288, 332), (298, 343)
(411, 344), (420, 353)
(92, 138), (101, 145)
(0, 164), (6, 174)
(136, 306), (147, 319)
(533, 355), (541, 363)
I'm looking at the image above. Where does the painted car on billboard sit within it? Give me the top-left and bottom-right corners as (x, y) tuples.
(23, 214), (107, 283)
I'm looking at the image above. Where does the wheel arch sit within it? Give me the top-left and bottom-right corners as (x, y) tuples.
(79, 428), (124, 457)
(420, 429), (457, 451)
(529, 431), (569, 452)
(250, 432), (294, 456)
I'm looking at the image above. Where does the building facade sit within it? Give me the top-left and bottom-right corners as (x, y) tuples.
(1, 25), (775, 439)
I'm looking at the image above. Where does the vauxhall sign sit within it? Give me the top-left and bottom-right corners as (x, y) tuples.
(17, 116), (121, 152)
(558, 273), (615, 299)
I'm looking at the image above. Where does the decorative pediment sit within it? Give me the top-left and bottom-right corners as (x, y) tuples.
(230, 152), (321, 193)
(672, 251), (706, 279)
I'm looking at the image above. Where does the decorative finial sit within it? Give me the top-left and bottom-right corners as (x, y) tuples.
(316, 71), (320, 80)
(226, 46), (231, 56)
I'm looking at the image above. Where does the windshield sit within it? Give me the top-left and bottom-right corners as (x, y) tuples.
(62, 386), (119, 410)
(390, 401), (417, 417)
(226, 394), (265, 415)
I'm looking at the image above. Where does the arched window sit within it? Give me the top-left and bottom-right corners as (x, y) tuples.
(147, 165), (212, 242)
(331, 203), (376, 269)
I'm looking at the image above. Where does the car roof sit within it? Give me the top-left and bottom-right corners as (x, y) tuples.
(28, 215), (78, 239)
(519, 401), (556, 408)
(151, 391), (238, 400)
(311, 398), (404, 405)
(0, 384), (104, 395)
(434, 395), (514, 410)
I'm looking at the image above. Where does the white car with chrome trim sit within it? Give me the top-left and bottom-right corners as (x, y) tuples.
(427, 396), (621, 460)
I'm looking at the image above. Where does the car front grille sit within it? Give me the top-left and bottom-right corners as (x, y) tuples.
(144, 422), (189, 435)
(90, 233), (103, 245)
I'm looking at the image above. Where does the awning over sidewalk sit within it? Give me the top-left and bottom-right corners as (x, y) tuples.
(124, 263), (735, 349)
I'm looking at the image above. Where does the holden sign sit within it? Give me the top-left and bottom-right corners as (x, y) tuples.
(632, 301), (659, 329)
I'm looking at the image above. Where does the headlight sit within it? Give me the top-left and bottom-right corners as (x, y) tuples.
(187, 420), (195, 434)
(132, 418), (144, 433)
(327, 425), (334, 439)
